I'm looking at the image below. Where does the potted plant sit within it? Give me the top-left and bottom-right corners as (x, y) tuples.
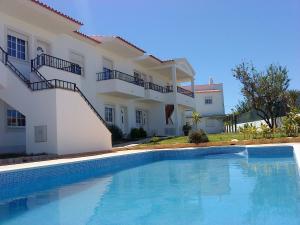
(182, 123), (192, 136)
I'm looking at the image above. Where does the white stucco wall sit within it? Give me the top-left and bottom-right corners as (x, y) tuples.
(1, 58), (111, 155)
(185, 87), (225, 134)
(0, 99), (26, 153)
(195, 91), (225, 116)
(0, 5), (198, 155)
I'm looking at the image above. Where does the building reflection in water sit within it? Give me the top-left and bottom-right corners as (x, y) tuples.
(1, 155), (300, 225)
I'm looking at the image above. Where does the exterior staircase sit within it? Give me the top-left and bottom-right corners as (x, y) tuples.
(0, 46), (111, 155)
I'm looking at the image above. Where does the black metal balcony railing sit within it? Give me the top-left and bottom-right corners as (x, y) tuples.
(166, 86), (174, 93)
(0, 46), (106, 126)
(30, 79), (76, 91)
(177, 86), (194, 98)
(97, 70), (145, 87)
(145, 82), (167, 93)
(31, 54), (82, 75)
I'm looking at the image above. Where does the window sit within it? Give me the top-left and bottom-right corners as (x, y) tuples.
(7, 110), (25, 127)
(7, 35), (26, 60)
(136, 110), (142, 125)
(205, 96), (213, 104)
(69, 51), (84, 75)
(103, 58), (113, 79)
(105, 106), (115, 124)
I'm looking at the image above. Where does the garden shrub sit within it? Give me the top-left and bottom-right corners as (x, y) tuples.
(239, 123), (258, 139)
(188, 130), (208, 144)
(130, 127), (148, 140)
(283, 108), (299, 137)
(108, 124), (123, 142)
(260, 123), (272, 139)
(182, 123), (192, 136)
(139, 127), (147, 138)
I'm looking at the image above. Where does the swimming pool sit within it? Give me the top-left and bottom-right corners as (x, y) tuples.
(0, 146), (299, 225)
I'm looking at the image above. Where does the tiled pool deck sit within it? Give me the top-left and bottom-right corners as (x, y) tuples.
(0, 143), (300, 173)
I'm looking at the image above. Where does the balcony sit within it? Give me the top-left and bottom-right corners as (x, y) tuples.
(144, 82), (167, 102)
(177, 86), (194, 98)
(31, 54), (83, 86)
(165, 86), (195, 108)
(96, 70), (145, 98)
(32, 54), (82, 75)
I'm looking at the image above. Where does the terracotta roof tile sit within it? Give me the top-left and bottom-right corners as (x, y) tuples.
(31, 0), (83, 26)
(74, 31), (101, 44)
(183, 83), (223, 92)
(149, 55), (163, 63)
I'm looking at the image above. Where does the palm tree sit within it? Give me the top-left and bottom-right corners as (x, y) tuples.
(192, 111), (201, 130)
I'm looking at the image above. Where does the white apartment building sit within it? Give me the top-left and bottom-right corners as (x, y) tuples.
(184, 81), (225, 133)
(0, 0), (196, 155)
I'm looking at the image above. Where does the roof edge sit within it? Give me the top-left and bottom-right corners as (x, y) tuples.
(31, 0), (83, 26)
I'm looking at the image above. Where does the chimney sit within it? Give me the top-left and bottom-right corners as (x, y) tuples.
(209, 76), (214, 85)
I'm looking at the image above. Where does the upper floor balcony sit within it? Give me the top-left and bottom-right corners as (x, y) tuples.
(32, 54), (82, 75)
(165, 85), (195, 108)
(31, 54), (83, 85)
(144, 82), (167, 102)
(96, 70), (145, 98)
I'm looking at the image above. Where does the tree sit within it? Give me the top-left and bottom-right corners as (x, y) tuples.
(234, 99), (250, 114)
(232, 62), (290, 130)
(192, 111), (201, 129)
(287, 90), (300, 108)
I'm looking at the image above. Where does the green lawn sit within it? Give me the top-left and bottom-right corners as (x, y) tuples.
(145, 133), (245, 145)
(144, 132), (291, 146)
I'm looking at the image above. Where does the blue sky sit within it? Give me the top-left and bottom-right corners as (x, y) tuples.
(43, 0), (300, 113)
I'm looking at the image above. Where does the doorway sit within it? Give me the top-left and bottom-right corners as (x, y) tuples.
(120, 106), (128, 135)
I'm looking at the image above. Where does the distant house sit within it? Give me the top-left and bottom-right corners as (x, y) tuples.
(183, 80), (225, 133)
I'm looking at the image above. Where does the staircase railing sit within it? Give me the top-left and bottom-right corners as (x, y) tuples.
(29, 79), (106, 124)
(0, 46), (107, 127)
(0, 46), (31, 86)
(32, 54), (82, 75)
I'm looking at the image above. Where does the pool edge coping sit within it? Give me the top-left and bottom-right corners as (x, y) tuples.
(1, 143), (300, 173)
(0, 143), (299, 173)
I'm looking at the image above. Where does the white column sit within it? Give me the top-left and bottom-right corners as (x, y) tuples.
(191, 78), (195, 94)
(171, 65), (180, 136)
(171, 65), (177, 94)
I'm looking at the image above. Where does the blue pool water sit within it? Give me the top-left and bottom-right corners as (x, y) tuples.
(0, 154), (300, 225)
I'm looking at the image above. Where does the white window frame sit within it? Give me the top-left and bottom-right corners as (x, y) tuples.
(205, 96), (213, 105)
(7, 109), (26, 128)
(136, 109), (143, 125)
(7, 30), (28, 61)
(69, 50), (85, 76)
(104, 105), (115, 124)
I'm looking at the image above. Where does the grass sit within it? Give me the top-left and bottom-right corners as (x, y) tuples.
(122, 132), (300, 151)
(144, 133), (254, 145)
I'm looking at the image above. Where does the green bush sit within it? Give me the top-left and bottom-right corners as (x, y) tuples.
(130, 127), (147, 140)
(239, 123), (258, 139)
(283, 108), (299, 137)
(108, 125), (123, 142)
(182, 123), (192, 136)
(139, 127), (147, 138)
(260, 123), (272, 139)
(188, 130), (208, 144)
